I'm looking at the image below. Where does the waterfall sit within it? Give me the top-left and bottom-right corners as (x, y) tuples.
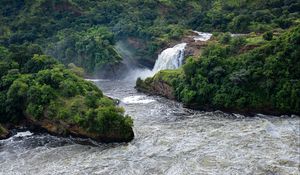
(151, 31), (213, 73)
(130, 31), (213, 79)
(152, 43), (187, 74)
(125, 43), (187, 80)
(126, 31), (246, 80)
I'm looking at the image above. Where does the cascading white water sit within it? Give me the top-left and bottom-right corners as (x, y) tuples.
(124, 43), (187, 80)
(126, 32), (213, 80)
(152, 43), (187, 74)
(123, 31), (247, 80)
(192, 31), (213, 41)
(151, 32), (214, 74)
(126, 31), (216, 80)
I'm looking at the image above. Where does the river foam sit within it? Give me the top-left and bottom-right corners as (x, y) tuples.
(122, 95), (156, 104)
(1, 80), (299, 175)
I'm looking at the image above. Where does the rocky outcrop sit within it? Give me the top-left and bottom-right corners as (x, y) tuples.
(136, 78), (175, 100)
(159, 31), (210, 63)
(136, 69), (182, 100)
(149, 80), (175, 100)
(0, 111), (134, 143)
(25, 116), (134, 143)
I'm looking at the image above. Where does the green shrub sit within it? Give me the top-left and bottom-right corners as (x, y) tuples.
(26, 103), (43, 119)
(263, 31), (273, 41)
(220, 33), (232, 44)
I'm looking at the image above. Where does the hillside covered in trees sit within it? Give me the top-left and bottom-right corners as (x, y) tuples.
(1, 0), (299, 73)
(0, 1), (299, 174)
(0, 0), (299, 140)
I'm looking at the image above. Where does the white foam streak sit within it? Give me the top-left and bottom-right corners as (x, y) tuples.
(14, 131), (33, 137)
(122, 95), (155, 104)
(85, 79), (109, 82)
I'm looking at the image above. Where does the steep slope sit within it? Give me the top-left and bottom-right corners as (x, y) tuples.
(1, 0), (299, 73)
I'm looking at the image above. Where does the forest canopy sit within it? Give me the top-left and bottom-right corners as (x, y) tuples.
(1, 0), (299, 72)
(0, 44), (133, 141)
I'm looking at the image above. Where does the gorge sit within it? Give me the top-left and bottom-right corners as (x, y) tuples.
(0, 1), (299, 174)
(1, 29), (300, 174)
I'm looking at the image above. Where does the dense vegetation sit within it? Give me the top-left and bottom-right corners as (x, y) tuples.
(1, 0), (299, 73)
(138, 25), (300, 115)
(0, 45), (133, 141)
(0, 0), (299, 138)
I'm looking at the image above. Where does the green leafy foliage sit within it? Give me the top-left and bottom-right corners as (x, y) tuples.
(141, 25), (300, 115)
(263, 31), (273, 41)
(67, 63), (84, 77)
(179, 26), (300, 114)
(2, 0), (298, 73)
(23, 54), (58, 73)
(45, 27), (122, 73)
(0, 0), (299, 136)
(0, 44), (133, 138)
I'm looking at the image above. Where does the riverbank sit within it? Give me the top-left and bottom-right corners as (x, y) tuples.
(136, 71), (297, 117)
(136, 26), (300, 116)
(1, 79), (299, 175)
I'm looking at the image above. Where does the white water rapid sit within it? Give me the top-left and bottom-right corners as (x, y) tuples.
(192, 31), (213, 41)
(1, 79), (299, 175)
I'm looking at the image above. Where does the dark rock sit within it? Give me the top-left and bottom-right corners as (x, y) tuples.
(136, 77), (175, 100)
(26, 117), (134, 143)
(0, 124), (10, 139)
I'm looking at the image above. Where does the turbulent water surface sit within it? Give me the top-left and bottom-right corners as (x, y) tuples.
(0, 79), (299, 175)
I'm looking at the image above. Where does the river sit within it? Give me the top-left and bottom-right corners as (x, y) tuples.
(0, 78), (299, 175)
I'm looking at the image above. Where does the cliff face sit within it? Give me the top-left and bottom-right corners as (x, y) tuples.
(136, 69), (183, 100)
(136, 77), (175, 100)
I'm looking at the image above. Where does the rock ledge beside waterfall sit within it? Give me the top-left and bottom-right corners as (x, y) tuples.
(163, 31), (212, 60)
(136, 70), (181, 100)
